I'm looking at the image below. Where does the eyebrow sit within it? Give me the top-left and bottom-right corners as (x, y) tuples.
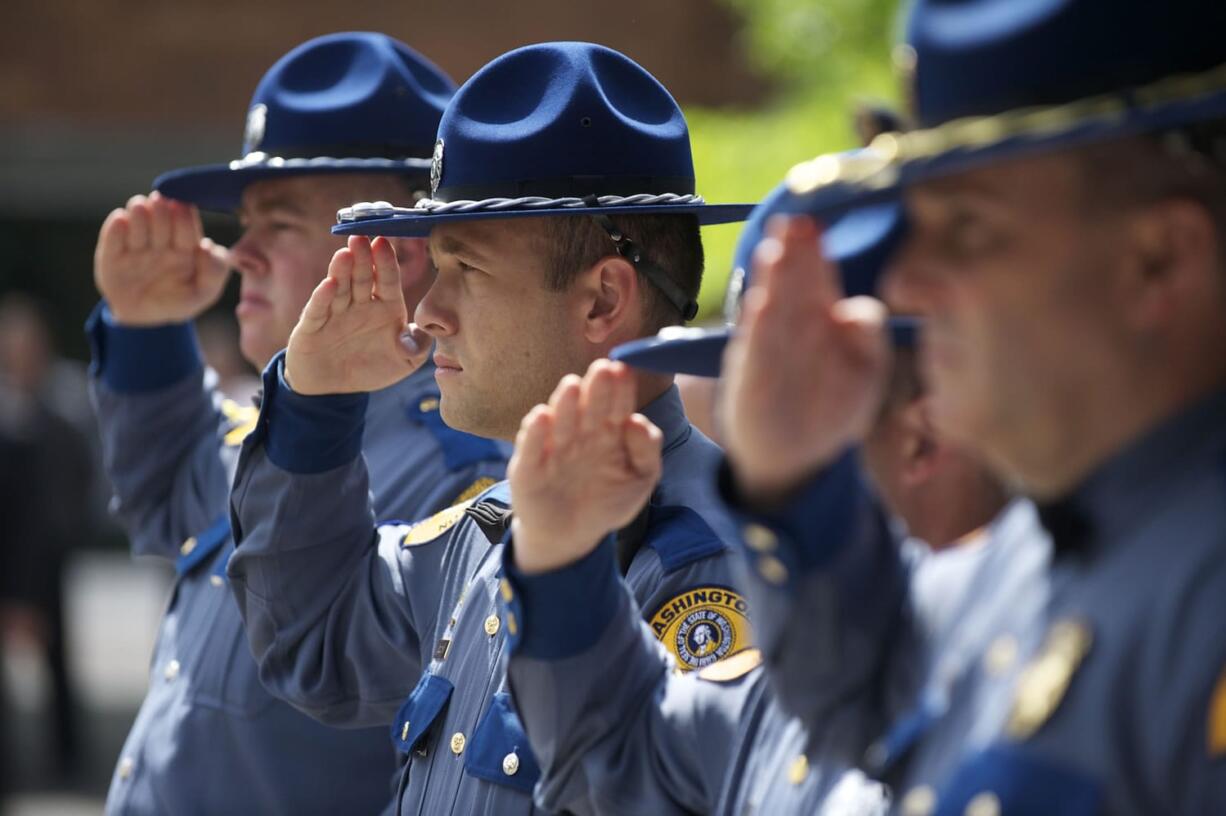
(430, 233), (493, 265)
(239, 195), (309, 219)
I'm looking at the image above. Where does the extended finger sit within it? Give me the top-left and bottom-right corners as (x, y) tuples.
(125, 196), (151, 250)
(170, 201), (200, 252)
(515, 404), (554, 472)
(96, 209), (130, 262)
(605, 361), (636, 425)
(370, 237), (404, 304)
(348, 235), (374, 303)
(830, 296), (890, 368)
(578, 359), (617, 435)
(147, 193), (172, 250)
(623, 414), (664, 479)
(297, 277), (338, 335)
(548, 374), (583, 452)
(328, 248), (354, 314)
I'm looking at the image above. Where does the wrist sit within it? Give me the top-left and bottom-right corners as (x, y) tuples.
(510, 517), (602, 575)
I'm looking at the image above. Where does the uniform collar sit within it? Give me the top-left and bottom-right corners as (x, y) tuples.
(637, 383), (691, 458)
(1039, 386), (1226, 558)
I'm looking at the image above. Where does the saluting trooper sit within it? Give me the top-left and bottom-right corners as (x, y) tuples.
(709, 0), (1226, 813)
(489, 173), (1022, 814)
(88, 33), (509, 815)
(224, 42), (755, 815)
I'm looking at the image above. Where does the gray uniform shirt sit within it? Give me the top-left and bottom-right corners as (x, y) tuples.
(227, 376), (747, 815)
(87, 306), (507, 815)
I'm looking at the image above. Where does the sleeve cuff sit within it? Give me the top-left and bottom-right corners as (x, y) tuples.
(86, 302), (202, 393)
(261, 352), (369, 474)
(717, 448), (868, 579)
(500, 534), (622, 660)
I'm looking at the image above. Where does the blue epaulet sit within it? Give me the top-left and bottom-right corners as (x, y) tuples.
(645, 504), (730, 573)
(407, 392), (507, 471)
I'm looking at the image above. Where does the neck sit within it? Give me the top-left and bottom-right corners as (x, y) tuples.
(634, 371), (675, 412)
(905, 472), (1009, 551)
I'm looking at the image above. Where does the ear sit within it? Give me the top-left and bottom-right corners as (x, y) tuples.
(578, 255), (642, 345)
(1120, 198), (1219, 330)
(390, 237), (434, 309)
(898, 394), (941, 488)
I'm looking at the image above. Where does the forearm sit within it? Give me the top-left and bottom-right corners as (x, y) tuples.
(503, 538), (733, 815)
(228, 354), (426, 725)
(86, 303), (230, 559)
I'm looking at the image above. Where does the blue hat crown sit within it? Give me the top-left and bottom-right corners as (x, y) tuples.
(430, 42), (695, 202)
(155, 32), (456, 211)
(240, 31), (455, 162)
(907, 0), (1225, 129)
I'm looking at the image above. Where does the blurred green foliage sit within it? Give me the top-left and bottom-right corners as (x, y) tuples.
(684, 0), (901, 317)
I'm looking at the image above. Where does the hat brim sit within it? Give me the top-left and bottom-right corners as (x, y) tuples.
(155, 158), (432, 212)
(612, 316), (921, 377)
(332, 202), (755, 237)
(787, 75), (1226, 219)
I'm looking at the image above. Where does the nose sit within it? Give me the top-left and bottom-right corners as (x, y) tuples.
(880, 239), (938, 317)
(230, 229), (267, 279)
(414, 271), (456, 339)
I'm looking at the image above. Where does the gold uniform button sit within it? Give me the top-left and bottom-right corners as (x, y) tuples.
(117, 757), (134, 780)
(757, 555), (789, 585)
(209, 575), (224, 588)
(419, 397), (440, 412)
(984, 634), (1018, 677)
(787, 754), (808, 785)
(484, 614), (501, 636)
(450, 732), (466, 755)
(400, 721), (411, 741)
(180, 537), (197, 556)
(900, 785), (937, 816)
(499, 579), (513, 602)
(164, 659), (181, 681)
(502, 752), (520, 776)
(742, 523), (778, 553)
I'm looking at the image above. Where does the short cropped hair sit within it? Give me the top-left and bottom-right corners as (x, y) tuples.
(540, 214), (704, 332)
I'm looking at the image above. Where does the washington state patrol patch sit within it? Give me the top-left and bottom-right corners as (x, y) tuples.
(697, 648), (761, 682)
(401, 499), (474, 548)
(649, 586), (751, 672)
(220, 399), (259, 447)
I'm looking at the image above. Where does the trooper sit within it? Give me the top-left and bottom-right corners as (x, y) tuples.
(224, 42), (754, 814)
(88, 33), (508, 815)
(496, 182), (1037, 816)
(711, 0), (1226, 812)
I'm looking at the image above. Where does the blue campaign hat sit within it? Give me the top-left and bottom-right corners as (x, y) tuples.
(611, 178), (918, 378)
(153, 32), (456, 211)
(332, 42), (754, 236)
(781, 0), (1226, 216)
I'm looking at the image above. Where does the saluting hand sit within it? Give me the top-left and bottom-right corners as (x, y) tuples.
(719, 215), (891, 507)
(284, 235), (430, 395)
(94, 192), (231, 325)
(509, 360), (664, 574)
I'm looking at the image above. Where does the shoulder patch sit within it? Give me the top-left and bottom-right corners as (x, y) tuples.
(408, 393), (507, 471)
(648, 585), (752, 672)
(697, 648), (761, 683)
(1209, 667), (1226, 757)
(220, 399), (259, 447)
(646, 505), (729, 573)
(1006, 617), (1093, 740)
(401, 499), (475, 548)
(453, 476), (499, 506)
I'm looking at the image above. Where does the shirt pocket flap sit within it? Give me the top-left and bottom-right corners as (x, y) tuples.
(390, 672), (454, 754)
(464, 692), (541, 794)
